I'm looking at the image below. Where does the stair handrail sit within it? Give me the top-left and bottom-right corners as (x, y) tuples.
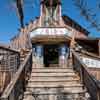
(0, 50), (32, 100)
(78, 49), (100, 60)
(0, 45), (20, 54)
(71, 50), (100, 100)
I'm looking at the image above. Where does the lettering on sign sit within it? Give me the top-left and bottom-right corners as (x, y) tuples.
(81, 57), (100, 68)
(30, 28), (73, 38)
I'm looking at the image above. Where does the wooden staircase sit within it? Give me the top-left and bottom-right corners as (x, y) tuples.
(1, 50), (100, 100)
(0, 50), (100, 100)
(23, 66), (90, 100)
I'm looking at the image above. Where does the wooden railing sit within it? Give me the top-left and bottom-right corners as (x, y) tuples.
(0, 50), (32, 100)
(0, 46), (20, 95)
(72, 50), (100, 100)
(79, 49), (100, 59)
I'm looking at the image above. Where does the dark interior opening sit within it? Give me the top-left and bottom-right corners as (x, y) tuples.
(44, 44), (59, 67)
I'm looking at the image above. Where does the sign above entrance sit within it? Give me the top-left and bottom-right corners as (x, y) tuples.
(30, 28), (73, 38)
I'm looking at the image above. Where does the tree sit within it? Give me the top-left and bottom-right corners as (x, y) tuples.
(73, 0), (100, 31)
(8, 0), (38, 28)
(16, 0), (24, 28)
(7, 0), (24, 28)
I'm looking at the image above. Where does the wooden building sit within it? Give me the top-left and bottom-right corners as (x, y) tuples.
(10, 0), (100, 79)
(0, 0), (100, 100)
(10, 0), (100, 69)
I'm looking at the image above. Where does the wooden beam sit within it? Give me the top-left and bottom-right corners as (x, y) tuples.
(70, 28), (76, 49)
(31, 35), (71, 44)
(99, 40), (100, 56)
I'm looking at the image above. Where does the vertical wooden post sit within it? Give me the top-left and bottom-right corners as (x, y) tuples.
(59, 45), (67, 68)
(35, 45), (43, 68)
(70, 28), (76, 49)
(98, 40), (100, 56)
(40, 3), (42, 26)
(69, 24), (76, 60)
(97, 90), (100, 100)
(57, 0), (62, 25)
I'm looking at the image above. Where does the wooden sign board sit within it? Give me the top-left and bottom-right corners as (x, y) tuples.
(30, 28), (73, 38)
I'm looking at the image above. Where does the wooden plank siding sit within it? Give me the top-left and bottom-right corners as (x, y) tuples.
(88, 68), (100, 80)
(0, 47), (20, 95)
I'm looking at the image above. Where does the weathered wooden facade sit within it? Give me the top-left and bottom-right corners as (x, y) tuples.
(9, 0), (91, 68)
(0, 0), (100, 100)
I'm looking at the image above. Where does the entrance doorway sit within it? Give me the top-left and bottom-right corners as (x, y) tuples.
(44, 44), (59, 67)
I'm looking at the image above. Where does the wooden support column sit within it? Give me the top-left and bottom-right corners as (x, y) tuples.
(59, 45), (68, 68)
(58, 1), (62, 25)
(98, 40), (100, 56)
(39, 3), (42, 26)
(70, 28), (76, 49)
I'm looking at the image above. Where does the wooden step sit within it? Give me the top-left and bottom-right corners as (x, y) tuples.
(23, 90), (89, 100)
(28, 76), (79, 82)
(30, 72), (76, 77)
(24, 87), (86, 95)
(23, 91), (87, 100)
(26, 83), (83, 88)
(26, 81), (81, 88)
(31, 68), (74, 73)
(32, 67), (72, 69)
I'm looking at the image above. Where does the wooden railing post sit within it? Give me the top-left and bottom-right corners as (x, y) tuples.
(98, 40), (100, 56)
(80, 66), (83, 83)
(97, 89), (100, 100)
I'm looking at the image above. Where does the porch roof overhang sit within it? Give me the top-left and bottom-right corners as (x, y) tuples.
(30, 27), (72, 44)
(31, 35), (71, 44)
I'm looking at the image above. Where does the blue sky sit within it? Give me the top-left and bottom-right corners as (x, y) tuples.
(0, 0), (100, 43)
